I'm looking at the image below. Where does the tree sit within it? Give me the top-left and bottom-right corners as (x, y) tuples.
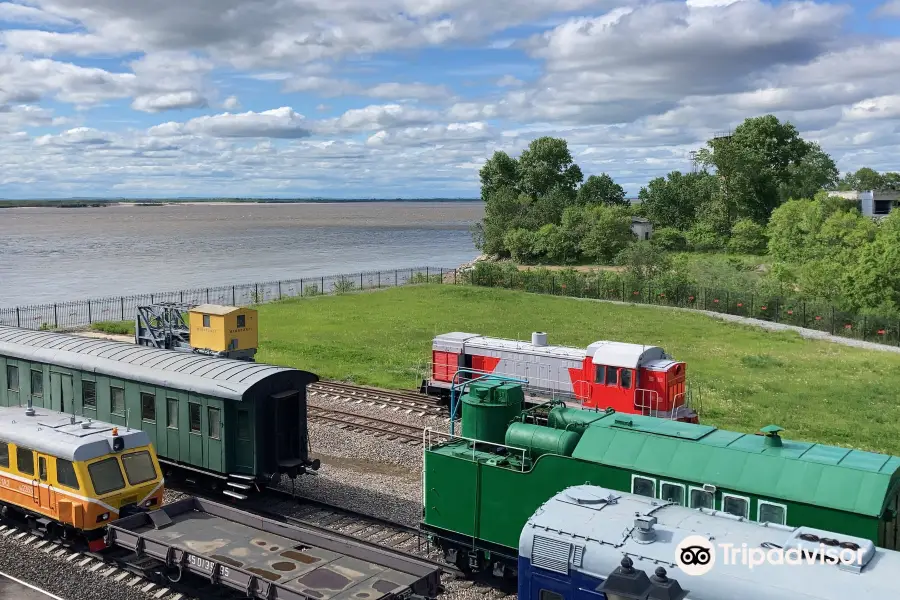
(615, 241), (673, 281)
(577, 173), (628, 206)
(478, 151), (519, 201)
(842, 211), (900, 313)
(515, 137), (583, 198)
(696, 115), (832, 224)
(686, 221), (726, 251)
(579, 205), (634, 263)
(650, 227), (687, 251)
(637, 171), (720, 231)
(780, 142), (838, 200)
(728, 218), (767, 254)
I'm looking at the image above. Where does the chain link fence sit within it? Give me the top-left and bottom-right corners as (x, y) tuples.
(467, 265), (900, 348)
(0, 266), (455, 331)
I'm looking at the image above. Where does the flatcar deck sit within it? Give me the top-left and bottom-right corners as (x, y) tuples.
(106, 497), (442, 600)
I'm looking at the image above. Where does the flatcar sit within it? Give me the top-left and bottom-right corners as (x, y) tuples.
(422, 331), (697, 422)
(0, 401), (164, 551)
(0, 326), (320, 500)
(420, 380), (900, 579)
(520, 484), (900, 600)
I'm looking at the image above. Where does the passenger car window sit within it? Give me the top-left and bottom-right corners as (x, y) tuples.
(723, 494), (749, 519)
(632, 476), (655, 497)
(56, 458), (80, 490)
(17, 447), (34, 475)
(6, 366), (17, 392)
(167, 398), (178, 428)
(88, 457), (125, 495)
(110, 386), (125, 416)
(141, 392), (156, 422)
(82, 380), (96, 408)
(208, 407), (220, 439)
(690, 488), (715, 509)
(605, 366), (618, 386)
(594, 365), (605, 384)
(189, 402), (201, 433)
(620, 369), (632, 389)
(759, 501), (787, 525)
(122, 451), (157, 486)
(31, 370), (43, 397)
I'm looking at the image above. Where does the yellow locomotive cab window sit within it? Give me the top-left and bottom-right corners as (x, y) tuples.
(16, 447), (34, 475)
(56, 458), (80, 490)
(89, 457), (126, 495)
(121, 451), (157, 486)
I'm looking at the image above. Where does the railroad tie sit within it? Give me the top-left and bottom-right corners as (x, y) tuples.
(153, 588), (171, 598)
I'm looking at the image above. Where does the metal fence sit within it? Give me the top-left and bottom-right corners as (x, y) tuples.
(467, 267), (900, 348)
(0, 266), (456, 331)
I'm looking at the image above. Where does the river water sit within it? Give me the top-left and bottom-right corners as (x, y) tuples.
(0, 202), (484, 308)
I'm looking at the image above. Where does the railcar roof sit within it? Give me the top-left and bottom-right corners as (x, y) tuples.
(521, 485), (899, 597)
(570, 411), (900, 516)
(0, 405), (150, 462)
(462, 335), (586, 360)
(189, 304), (244, 316)
(0, 326), (315, 401)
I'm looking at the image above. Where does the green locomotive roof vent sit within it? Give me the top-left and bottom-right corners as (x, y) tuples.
(760, 425), (784, 448)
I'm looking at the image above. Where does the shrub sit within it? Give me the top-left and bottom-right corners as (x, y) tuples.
(651, 227), (687, 251)
(728, 218), (768, 254)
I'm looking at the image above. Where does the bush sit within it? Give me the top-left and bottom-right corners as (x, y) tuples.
(686, 221), (726, 251)
(728, 218), (768, 254)
(651, 227), (687, 251)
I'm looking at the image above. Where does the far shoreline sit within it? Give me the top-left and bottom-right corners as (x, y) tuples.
(0, 198), (483, 209)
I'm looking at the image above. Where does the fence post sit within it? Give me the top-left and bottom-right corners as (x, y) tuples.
(378, 272), (381, 288)
(16, 307), (20, 328)
(121, 297), (125, 321)
(360, 273), (363, 290)
(321, 277), (325, 293)
(454, 269), (457, 285)
(54, 304), (58, 329)
(831, 306), (835, 335)
(802, 301), (806, 327)
(426, 267), (429, 281)
(301, 279), (304, 296)
(232, 286), (236, 305)
(278, 281), (282, 300)
(863, 317), (867, 341)
(180, 291), (184, 303)
(395, 270), (398, 286)
(206, 288), (210, 302)
(88, 301), (92, 324)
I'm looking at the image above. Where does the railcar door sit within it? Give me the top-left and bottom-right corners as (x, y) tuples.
(36, 454), (55, 513)
(880, 491), (900, 550)
(233, 407), (254, 472)
(272, 390), (301, 471)
(50, 373), (74, 413)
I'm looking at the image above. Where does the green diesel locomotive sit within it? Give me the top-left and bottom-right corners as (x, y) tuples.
(421, 378), (900, 577)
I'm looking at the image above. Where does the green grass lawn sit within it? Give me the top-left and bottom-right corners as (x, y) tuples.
(254, 284), (900, 455)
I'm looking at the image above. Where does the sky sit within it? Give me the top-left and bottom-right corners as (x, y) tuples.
(1, 0), (899, 199)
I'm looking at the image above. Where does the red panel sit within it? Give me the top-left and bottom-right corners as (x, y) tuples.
(569, 362), (590, 401)
(432, 351), (459, 382)
(471, 354), (501, 375)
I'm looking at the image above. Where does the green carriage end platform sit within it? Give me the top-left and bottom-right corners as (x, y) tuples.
(421, 378), (900, 577)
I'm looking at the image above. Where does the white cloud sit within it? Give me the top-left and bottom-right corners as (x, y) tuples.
(132, 91), (208, 112)
(877, 0), (900, 17)
(222, 95), (241, 110)
(151, 107), (312, 139)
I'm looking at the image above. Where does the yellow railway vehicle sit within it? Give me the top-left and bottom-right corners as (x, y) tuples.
(0, 402), (164, 551)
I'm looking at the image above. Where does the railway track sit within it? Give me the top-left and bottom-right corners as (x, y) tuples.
(309, 381), (446, 415)
(307, 406), (450, 445)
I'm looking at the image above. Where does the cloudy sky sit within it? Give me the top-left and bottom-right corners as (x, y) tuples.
(1, 0), (898, 199)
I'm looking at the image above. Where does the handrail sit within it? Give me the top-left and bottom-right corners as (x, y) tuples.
(449, 369), (528, 436)
(423, 426), (529, 472)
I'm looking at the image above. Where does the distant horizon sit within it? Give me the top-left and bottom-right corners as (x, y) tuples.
(0, 196), (641, 203)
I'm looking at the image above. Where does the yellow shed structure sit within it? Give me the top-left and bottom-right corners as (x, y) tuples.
(188, 304), (258, 361)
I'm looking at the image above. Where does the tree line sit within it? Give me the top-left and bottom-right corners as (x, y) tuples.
(472, 114), (900, 316)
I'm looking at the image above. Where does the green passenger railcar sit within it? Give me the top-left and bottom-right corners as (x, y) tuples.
(421, 385), (900, 577)
(0, 327), (319, 498)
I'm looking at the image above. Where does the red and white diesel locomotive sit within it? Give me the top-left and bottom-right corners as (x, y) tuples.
(421, 331), (698, 423)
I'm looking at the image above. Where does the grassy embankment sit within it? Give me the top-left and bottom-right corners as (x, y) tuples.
(90, 284), (900, 455)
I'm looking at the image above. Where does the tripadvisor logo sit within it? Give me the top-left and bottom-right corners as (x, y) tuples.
(674, 535), (864, 576)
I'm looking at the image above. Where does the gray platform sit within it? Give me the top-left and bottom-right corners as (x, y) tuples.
(106, 498), (441, 600)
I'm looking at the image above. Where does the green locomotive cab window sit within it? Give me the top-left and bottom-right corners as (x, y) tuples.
(56, 458), (80, 490)
(141, 393), (156, 422)
(89, 457), (125, 495)
(208, 407), (221, 440)
(31, 370), (42, 397)
(690, 487), (715, 509)
(237, 314), (246, 328)
(540, 591), (563, 600)
(758, 501), (787, 525)
(620, 369), (632, 389)
(723, 494), (750, 519)
(6, 366), (17, 392)
(16, 447), (33, 475)
(237, 410), (251, 440)
(632, 475), (655, 497)
(110, 386), (125, 416)
(166, 398), (178, 429)
(605, 366), (618, 386)
(0, 442), (8, 468)
(82, 380), (96, 408)
(189, 402), (201, 433)
(122, 450), (158, 486)
(660, 481), (685, 505)
(594, 365), (605, 384)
